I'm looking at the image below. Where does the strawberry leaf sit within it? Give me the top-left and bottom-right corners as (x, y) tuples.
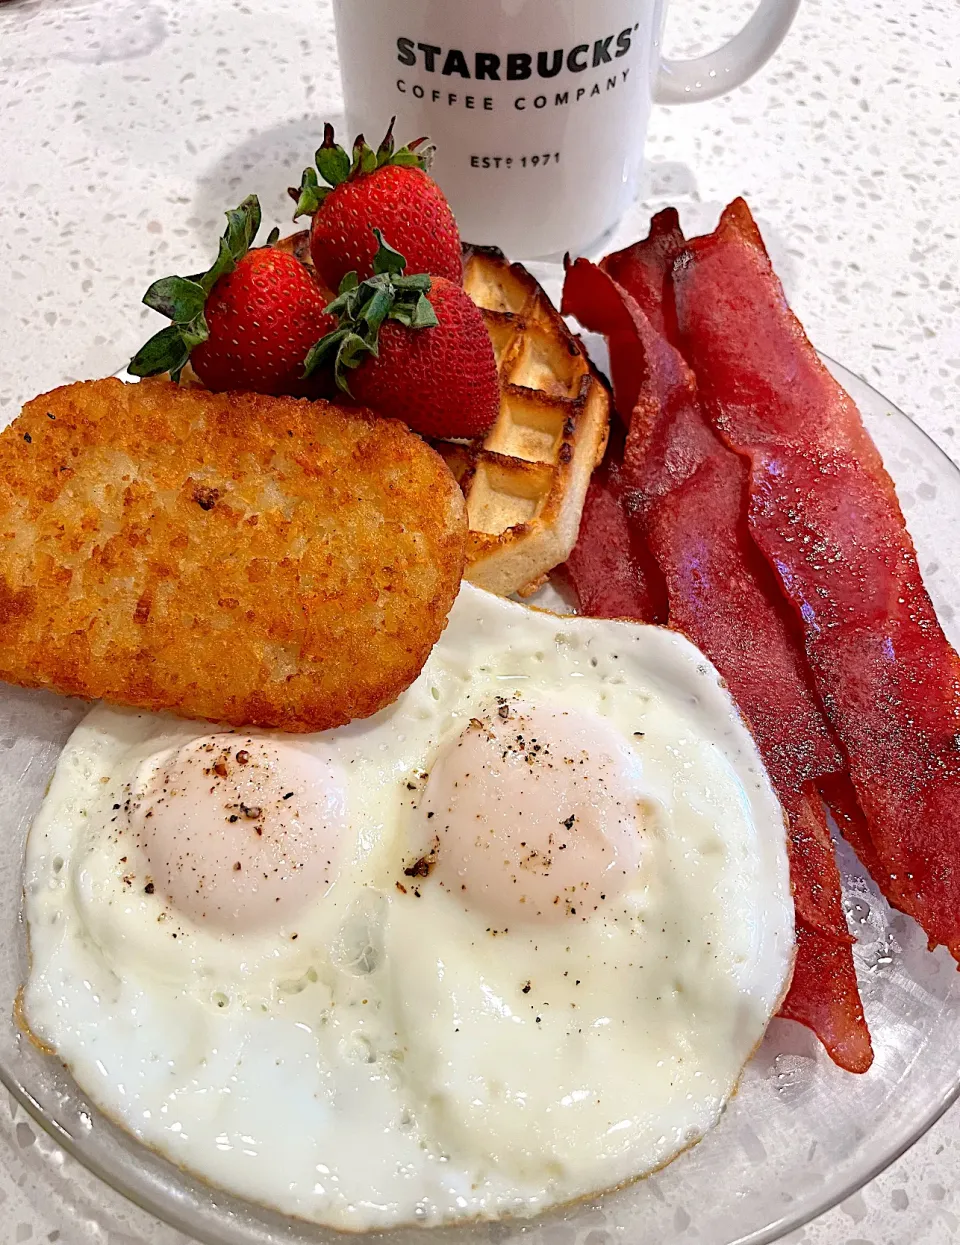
(391, 147), (431, 169)
(371, 229), (407, 277)
(303, 327), (372, 393)
(197, 237), (237, 294)
(316, 122), (352, 188)
(345, 129), (385, 177)
(128, 325), (193, 381)
(130, 194), (263, 381)
(402, 136), (436, 168)
(305, 119), (433, 200)
(304, 326), (350, 374)
(291, 168), (329, 219)
(359, 285), (393, 336)
(412, 295), (439, 327)
(391, 293), (439, 330)
(223, 195), (261, 262)
(341, 331), (376, 368)
(392, 273), (433, 293)
(180, 312), (210, 351)
(324, 283), (361, 320)
(143, 276), (207, 322)
(303, 230), (438, 388)
(375, 117), (396, 167)
(349, 134), (366, 177)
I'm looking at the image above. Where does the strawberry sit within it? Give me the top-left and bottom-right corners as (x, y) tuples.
(305, 232), (499, 441)
(129, 195), (334, 396)
(291, 119), (462, 292)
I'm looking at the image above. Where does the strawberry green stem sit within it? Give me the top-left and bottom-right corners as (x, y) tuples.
(289, 118), (435, 220)
(128, 195), (264, 383)
(303, 230), (438, 391)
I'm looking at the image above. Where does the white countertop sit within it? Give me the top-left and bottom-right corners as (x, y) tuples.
(0, 1), (958, 1242)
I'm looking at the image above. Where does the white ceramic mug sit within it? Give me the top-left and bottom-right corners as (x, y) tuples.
(332, 0), (800, 260)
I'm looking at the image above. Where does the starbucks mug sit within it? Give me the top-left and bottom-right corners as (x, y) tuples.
(332, 0), (800, 260)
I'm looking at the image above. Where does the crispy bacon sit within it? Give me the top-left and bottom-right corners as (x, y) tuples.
(564, 239), (873, 1071)
(602, 213), (681, 340)
(596, 216), (844, 798)
(820, 771), (884, 882)
(673, 199), (960, 963)
(564, 449), (666, 623)
(780, 916), (873, 1074)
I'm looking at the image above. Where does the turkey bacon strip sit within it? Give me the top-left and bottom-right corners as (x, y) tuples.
(672, 199), (960, 963)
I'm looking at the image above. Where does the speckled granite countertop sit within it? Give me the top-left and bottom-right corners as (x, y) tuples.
(0, 0), (958, 1242)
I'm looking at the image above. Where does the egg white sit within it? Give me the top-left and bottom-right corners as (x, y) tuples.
(22, 583), (794, 1229)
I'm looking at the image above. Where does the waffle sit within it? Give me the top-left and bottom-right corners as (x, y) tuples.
(431, 246), (609, 597)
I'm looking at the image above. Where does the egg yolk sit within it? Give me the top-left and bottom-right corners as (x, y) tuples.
(416, 700), (647, 925)
(129, 735), (346, 933)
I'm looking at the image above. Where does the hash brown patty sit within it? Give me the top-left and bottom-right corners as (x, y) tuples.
(0, 379), (467, 732)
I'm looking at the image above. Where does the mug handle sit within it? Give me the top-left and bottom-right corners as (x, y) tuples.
(654, 0), (801, 105)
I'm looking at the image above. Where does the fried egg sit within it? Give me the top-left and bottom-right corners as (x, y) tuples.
(22, 584), (793, 1230)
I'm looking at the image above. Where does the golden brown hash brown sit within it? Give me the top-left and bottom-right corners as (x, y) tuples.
(0, 379), (467, 732)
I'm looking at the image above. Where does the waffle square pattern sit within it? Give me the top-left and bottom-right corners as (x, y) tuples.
(435, 246), (610, 597)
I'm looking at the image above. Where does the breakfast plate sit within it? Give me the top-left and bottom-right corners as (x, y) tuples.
(1, 357), (958, 1245)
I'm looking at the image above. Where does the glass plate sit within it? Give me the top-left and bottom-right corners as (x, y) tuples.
(0, 359), (958, 1245)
